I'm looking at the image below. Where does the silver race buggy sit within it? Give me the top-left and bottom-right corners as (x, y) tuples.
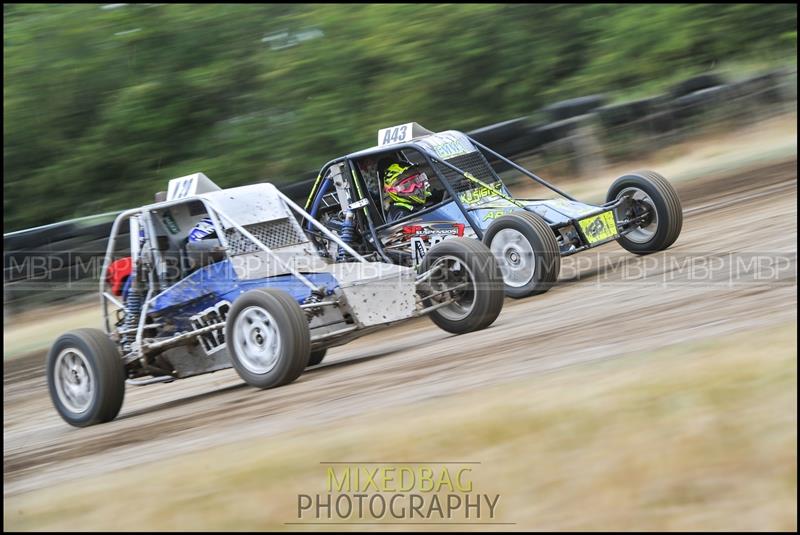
(47, 173), (504, 427)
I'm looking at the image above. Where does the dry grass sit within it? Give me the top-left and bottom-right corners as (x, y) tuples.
(508, 111), (797, 201)
(3, 301), (106, 360)
(5, 322), (796, 531)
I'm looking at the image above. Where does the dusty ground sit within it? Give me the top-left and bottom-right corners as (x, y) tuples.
(4, 157), (796, 511)
(5, 322), (795, 530)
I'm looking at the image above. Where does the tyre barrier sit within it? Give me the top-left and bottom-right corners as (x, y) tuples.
(596, 96), (666, 128)
(670, 84), (733, 121)
(467, 117), (531, 148)
(535, 115), (591, 145)
(495, 128), (547, 158)
(730, 70), (790, 104)
(669, 73), (725, 100)
(541, 95), (607, 122)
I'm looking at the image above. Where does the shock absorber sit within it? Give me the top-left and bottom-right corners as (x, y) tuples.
(120, 285), (142, 351)
(120, 254), (145, 351)
(337, 211), (355, 261)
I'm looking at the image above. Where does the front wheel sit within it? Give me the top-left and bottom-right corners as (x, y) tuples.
(420, 238), (504, 334)
(606, 171), (683, 254)
(46, 328), (126, 427)
(226, 288), (310, 389)
(483, 211), (561, 298)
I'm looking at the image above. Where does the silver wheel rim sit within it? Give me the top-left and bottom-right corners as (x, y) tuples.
(616, 187), (658, 243)
(54, 348), (95, 414)
(232, 306), (282, 375)
(430, 255), (477, 322)
(490, 228), (536, 288)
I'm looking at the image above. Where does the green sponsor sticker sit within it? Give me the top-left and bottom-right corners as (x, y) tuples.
(162, 211), (180, 235)
(578, 211), (618, 244)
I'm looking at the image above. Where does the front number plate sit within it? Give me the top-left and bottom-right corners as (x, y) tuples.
(578, 211), (618, 244)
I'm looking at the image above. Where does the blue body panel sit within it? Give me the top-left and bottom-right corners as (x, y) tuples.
(418, 201), (469, 225)
(416, 195), (602, 230)
(149, 259), (338, 322)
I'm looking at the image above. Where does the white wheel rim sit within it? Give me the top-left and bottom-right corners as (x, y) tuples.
(430, 255), (477, 322)
(232, 306), (282, 375)
(616, 187), (659, 243)
(490, 228), (536, 288)
(54, 348), (95, 414)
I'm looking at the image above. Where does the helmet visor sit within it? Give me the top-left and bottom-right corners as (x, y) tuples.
(386, 172), (429, 196)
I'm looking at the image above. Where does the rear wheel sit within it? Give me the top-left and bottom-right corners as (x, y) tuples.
(483, 211), (561, 298)
(606, 171), (683, 254)
(420, 238), (504, 334)
(226, 288), (310, 389)
(47, 328), (126, 427)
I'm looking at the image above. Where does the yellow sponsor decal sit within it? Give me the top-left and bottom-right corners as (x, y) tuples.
(459, 181), (504, 205)
(482, 209), (511, 221)
(578, 210), (618, 244)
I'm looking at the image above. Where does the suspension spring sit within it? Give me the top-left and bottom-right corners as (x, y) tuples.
(120, 289), (143, 350)
(337, 211), (355, 261)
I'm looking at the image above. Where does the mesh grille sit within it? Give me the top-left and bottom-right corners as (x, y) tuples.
(224, 219), (306, 255)
(433, 151), (502, 194)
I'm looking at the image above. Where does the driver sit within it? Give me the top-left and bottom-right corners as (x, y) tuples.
(184, 216), (223, 272)
(379, 158), (432, 223)
(187, 216), (216, 243)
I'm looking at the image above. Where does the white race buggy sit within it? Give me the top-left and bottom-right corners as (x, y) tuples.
(47, 173), (505, 427)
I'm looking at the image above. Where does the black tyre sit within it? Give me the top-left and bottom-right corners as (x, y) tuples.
(467, 117), (530, 147)
(420, 238), (504, 334)
(483, 211), (561, 298)
(597, 97), (662, 128)
(46, 328), (126, 427)
(670, 73), (725, 99)
(606, 171), (683, 254)
(499, 128), (545, 158)
(542, 95), (607, 122)
(226, 288), (310, 389)
(536, 117), (582, 145)
(307, 348), (327, 367)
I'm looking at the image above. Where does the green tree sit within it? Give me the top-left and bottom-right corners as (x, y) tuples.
(4, 3), (796, 231)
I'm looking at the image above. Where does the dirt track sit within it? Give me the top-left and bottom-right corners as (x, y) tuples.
(3, 160), (797, 498)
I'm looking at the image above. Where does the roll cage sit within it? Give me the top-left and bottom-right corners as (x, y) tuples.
(99, 184), (369, 364)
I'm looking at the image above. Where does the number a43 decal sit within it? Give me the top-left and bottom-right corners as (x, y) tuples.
(378, 124), (411, 146)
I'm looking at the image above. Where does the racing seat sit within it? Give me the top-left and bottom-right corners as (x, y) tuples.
(184, 238), (226, 272)
(367, 182), (387, 224)
(153, 234), (186, 284)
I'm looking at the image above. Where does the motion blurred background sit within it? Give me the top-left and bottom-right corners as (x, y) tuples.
(3, 3), (796, 230)
(3, 3), (797, 314)
(3, 4), (797, 531)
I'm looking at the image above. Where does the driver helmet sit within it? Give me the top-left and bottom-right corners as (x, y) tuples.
(188, 216), (215, 242)
(380, 160), (431, 207)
